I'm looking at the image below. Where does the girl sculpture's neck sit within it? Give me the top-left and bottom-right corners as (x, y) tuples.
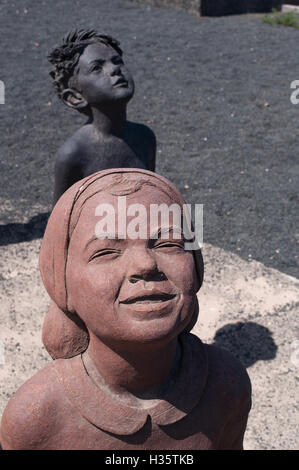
(84, 332), (181, 408)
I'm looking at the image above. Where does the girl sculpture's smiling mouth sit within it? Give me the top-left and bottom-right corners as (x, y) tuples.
(120, 292), (176, 305)
(118, 289), (178, 316)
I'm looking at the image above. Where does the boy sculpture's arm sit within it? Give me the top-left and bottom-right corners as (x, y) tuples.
(53, 147), (82, 205)
(148, 126), (156, 172)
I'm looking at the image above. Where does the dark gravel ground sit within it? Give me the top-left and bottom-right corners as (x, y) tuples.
(0, 0), (298, 278)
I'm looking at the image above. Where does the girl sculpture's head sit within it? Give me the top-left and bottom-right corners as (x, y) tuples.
(39, 169), (204, 358)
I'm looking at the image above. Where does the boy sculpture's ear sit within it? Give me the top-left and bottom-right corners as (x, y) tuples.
(61, 88), (88, 110)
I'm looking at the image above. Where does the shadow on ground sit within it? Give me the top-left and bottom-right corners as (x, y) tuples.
(0, 213), (50, 246)
(212, 321), (278, 368)
(201, 0), (282, 17)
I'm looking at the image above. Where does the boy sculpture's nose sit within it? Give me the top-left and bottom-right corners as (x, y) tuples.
(110, 62), (122, 76)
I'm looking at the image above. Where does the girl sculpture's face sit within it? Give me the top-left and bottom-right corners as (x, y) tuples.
(66, 185), (198, 347)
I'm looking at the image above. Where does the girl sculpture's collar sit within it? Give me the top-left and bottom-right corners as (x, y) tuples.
(54, 334), (208, 435)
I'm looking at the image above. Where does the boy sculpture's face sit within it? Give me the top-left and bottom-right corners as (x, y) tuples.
(74, 42), (135, 107)
(66, 186), (198, 347)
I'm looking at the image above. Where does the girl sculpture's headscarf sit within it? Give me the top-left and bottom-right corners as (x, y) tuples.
(39, 169), (204, 359)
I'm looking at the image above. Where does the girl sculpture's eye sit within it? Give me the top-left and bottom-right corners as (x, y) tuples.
(89, 249), (121, 262)
(154, 241), (185, 253)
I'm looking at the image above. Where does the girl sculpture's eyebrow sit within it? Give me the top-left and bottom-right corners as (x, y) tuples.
(85, 234), (125, 251)
(150, 226), (184, 240)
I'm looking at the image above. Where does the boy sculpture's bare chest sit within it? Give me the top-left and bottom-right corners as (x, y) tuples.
(77, 123), (154, 175)
(82, 135), (148, 175)
(53, 123), (156, 204)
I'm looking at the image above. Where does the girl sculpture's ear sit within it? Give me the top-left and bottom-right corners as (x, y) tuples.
(42, 302), (89, 359)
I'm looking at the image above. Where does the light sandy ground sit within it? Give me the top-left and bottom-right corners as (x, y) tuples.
(0, 240), (298, 450)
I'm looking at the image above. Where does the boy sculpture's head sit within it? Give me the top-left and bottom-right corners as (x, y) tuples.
(39, 169), (204, 358)
(48, 29), (135, 116)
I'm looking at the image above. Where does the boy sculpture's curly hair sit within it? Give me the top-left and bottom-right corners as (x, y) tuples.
(48, 29), (123, 99)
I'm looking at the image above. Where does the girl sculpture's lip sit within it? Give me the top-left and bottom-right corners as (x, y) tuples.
(119, 291), (176, 304)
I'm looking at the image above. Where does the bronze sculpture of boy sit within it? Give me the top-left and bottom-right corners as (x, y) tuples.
(48, 30), (156, 204)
